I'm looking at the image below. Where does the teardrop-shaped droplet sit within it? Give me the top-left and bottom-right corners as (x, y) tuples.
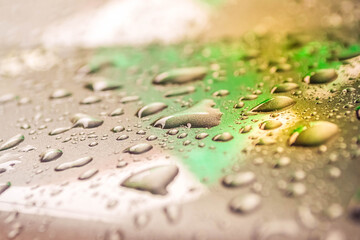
(212, 132), (233, 142)
(195, 133), (209, 140)
(153, 99), (222, 129)
(78, 168), (98, 180)
(71, 113), (103, 129)
(153, 67), (207, 85)
(109, 108), (124, 117)
(0, 93), (17, 104)
(229, 193), (261, 214)
(271, 83), (299, 93)
(49, 127), (71, 136)
(289, 121), (338, 146)
(121, 165), (179, 195)
(119, 96), (140, 103)
(251, 96), (296, 112)
(111, 126), (125, 133)
(0, 134), (24, 151)
(0, 182), (11, 195)
(212, 89), (229, 97)
(137, 102), (168, 118)
(80, 95), (101, 104)
(49, 89), (72, 99)
(85, 79), (121, 91)
(241, 95), (258, 101)
(222, 171), (256, 188)
(309, 69), (338, 84)
(55, 156), (93, 171)
(259, 120), (283, 130)
(40, 149), (63, 162)
(164, 86), (196, 97)
(123, 143), (153, 154)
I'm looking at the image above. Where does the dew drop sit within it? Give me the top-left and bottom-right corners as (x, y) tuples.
(153, 67), (207, 85)
(123, 143), (153, 154)
(71, 113), (104, 129)
(229, 193), (261, 214)
(0, 134), (24, 151)
(78, 168), (98, 180)
(212, 132), (233, 142)
(137, 102), (168, 118)
(55, 156), (93, 171)
(309, 69), (338, 84)
(49, 89), (72, 99)
(40, 149), (63, 162)
(251, 96), (296, 112)
(222, 171), (256, 187)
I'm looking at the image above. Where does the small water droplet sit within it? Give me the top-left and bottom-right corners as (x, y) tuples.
(164, 86), (196, 97)
(195, 133), (209, 140)
(123, 143), (153, 154)
(251, 96), (296, 112)
(222, 171), (256, 187)
(78, 168), (98, 180)
(259, 120), (282, 130)
(271, 83), (299, 93)
(71, 113), (104, 128)
(111, 126), (125, 133)
(212, 132), (233, 142)
(49, 127), (71, 136)
(85, 79), (121, 91)
(109, 108), (124, 117)
(50, 89), (72, 99)
(80, 95), (101, 104)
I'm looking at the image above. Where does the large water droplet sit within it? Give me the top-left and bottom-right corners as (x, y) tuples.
(229, 193), (261, 214)
(71, 113), (104, 128)
(289, 121), (338, 146)
(121, 165), (178, 195)
(271, 83), (299, 93)
(137, 102), (168, 118)
(153, 99), (222, 129)
(153, 67), (207, 85)
(123, 143), (153, 154)
(55, 156), (93, 171)
(251, 96), (296, 112)
(40, 149), (63, 162)
(308, 69), (338, 84)
(0, 134), (24, 151)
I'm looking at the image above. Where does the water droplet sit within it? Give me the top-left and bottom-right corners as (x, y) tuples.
(308, 69), (338, 84)
(0, 134), (24, 151)
(7, 222), (23, 239)
(241, 94), (258, 100)
(49, 127), (71, 136)
(111, 126), (125, 133)
(153, 67), (207, 85)
(123, 143), (153, 154)
(0, 93), (17, 104)
(134, 213), (150, 229)
(89, 142), (98, 147)
(271, 83), (299, 93)
(121, 165), (178, 195)
(234, 101), (245, 109)
(285, 183), (306, 197)
(289, 121), (338, 146)
(213, 89), (229, 97)
(80, 95), (101, 104)
(40, 149), (62, 162)
(119, 95), (140, 103)
(251, 96), (296, 112)
(71, 113), (104, 128)
(195, 133), (209, 140)
(109, 108), (124, 117)
(0, 182), (11, 195)
(167, 129), (179, 135)
(116, 135), (129, 141)
(78, 168), (98, 180)
(49, 89), (72, 99)
(229, 193), (261, 214)
(164, 205), (181, 224)
(222, 171), (256, 187)
(178, 133), (188, 139)
(256, 137), (276, 145)
(137, 102), (168, 118)
(153, 99), (222, 129)
(259, 120), (282, 130)
(146, 135), (158, 141)
(104, 229), (124, 240)
(85, 79), (121, 91)
(239, 125), (252, 133)
(164, 86), (196, 97)
(55, 156), (93, 171)
(212, 132), (233, 142)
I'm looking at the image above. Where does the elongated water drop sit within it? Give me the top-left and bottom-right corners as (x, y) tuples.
(71, 113), (103, 128)
(109, 108), (124, 117)
(229, 193), (261, 214)
(137, 102), (168, 118)
(251, 96), (296, 112)
(78, 168), (98, 180)
(153, 99), (222, 129)
(212, 132), (233, 142)
(40, 149), (63, 162)
(308, 69), (338, 84)
(164, 86), (196, 97)
(271, 83), (299, 93)
(0, 134), (24, 151)
(49, 127), (71, 136)
(259, 120), (282, 130)
(80, 95), (101, 104)
(123, 143), (153, 154)
(153, 67), (207, 85)
(222, 171), (256, 187)
(121, 165), (179, 195)
(49, 89), (72, 99)
(85, 79), (121, 91)
(55, 156), (93, 171)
